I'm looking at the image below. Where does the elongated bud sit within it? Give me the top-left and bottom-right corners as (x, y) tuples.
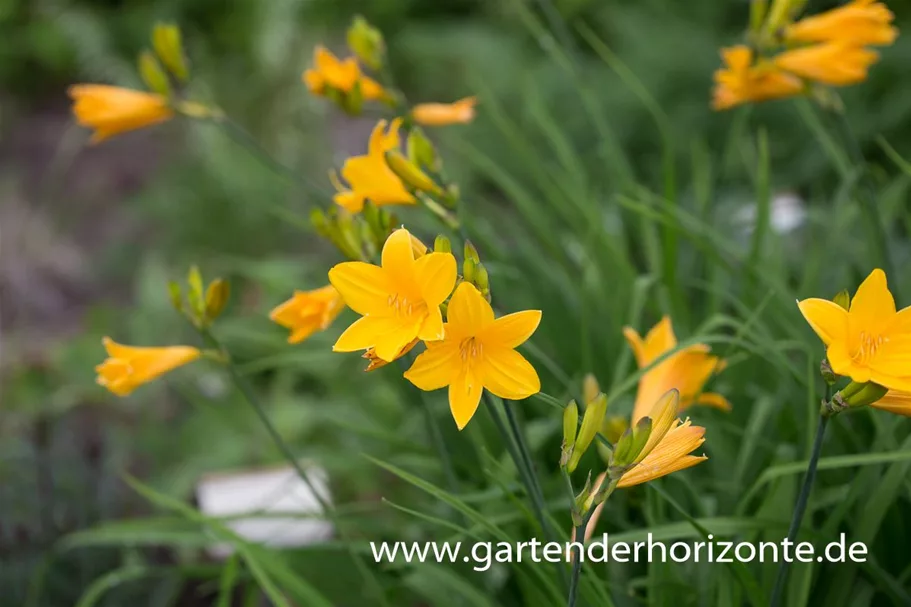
(561, 400), (579, 467)
(433, 235), (451, 253)
(384, 150), (443, 196)
(764, 0), (796, 38)
(833, 289), (851, 311)
(749, 0), (769, 35)
(204, 279), (230, 322)
(407, 128), (438, 171)
(347, 15), (384, 70)
(596, 415), (629, 463)
(609, 417), (653, 477)
(842, 382), (889, 409)
(167, 281), (183, 313)
(475, 263), (490, 301)
(464, 241), (480, 264)
(187, 265), (205, 317)
(567, 393), (607, 473)
(152, 23), (189, 82)
(138, 51), (171, 96)
(582, 373), (600, 405)
(463, 257), (476, 283)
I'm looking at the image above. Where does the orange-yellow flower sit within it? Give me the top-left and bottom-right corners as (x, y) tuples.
(785, 0), (897, 47)
(269, 285), (345, 344)
(624, 316), (730, 424)
(798, 268), (911, 391)
(68, 85), (173, 143)
(404, 282), (541, 430)
(712, 46), (805, 111)
(363, 338), (420, 372)
(303, 45), (385, 101)
(872, 390), (911, 416)
(96, 337), (200, 396)
(774, 43), (879, 86)
(332, 119), (415, 213)
(329, 227), (457, 362)
(411, 97), (477, 126)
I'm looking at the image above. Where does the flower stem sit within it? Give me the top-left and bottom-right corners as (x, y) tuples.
(769, 413), (829, 607)
(567, 479), (617, 607)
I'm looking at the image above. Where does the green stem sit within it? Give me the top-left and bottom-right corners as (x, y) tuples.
(769, 413), (830, 607)
(567, 480), (617, 607)
(199, 328), (389, 607)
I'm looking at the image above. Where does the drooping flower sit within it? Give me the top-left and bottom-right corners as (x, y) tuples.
(785, 0), (898, 47)
(329, 227), (457, 362)
(68, 85), (174, 143)
(303, 46), (385, 101)
(712, 45), (804, 110)
(96, 337), (200, 396)
(773, 43), (879, 86)
(404, 282), (541, 430)
(798, 268), (911, 391)
(623, 316), (730, 424)
(411, 97), (477, 126)
(332, 119), (415, 213)
(269, 285), (345, 344)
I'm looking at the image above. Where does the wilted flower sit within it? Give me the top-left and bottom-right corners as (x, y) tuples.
(96, 337), (200, 396)
(333, 119), (415, 213)
(329, 228), (457, 362)
(303, 46), (385, 101)
(784, 0), (897, 47)
(68, 85), (174, 142)
(624, 316), (730, 423)
(712, 46), (804, 110)
(411, 97), (477, 126)
(404, 282), (541, 430)
(798, 268), (911, 392)
(269, 285), (345, 344)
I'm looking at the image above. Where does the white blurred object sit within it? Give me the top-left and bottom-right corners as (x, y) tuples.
(734, 191), (807, 234)
(196, 464), (333, 558)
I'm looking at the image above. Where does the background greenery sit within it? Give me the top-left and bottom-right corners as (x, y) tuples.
(3, 0), (911, 605)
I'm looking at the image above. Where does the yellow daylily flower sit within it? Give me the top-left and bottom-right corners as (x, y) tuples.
(798, 268), (911, 391)
(333, 119), (416, 213)
(68, 85), (174, 143)
(96, 337), (200, 396)
(303, 45), (385, 101)
(712, 45), (804, 111)
(411, 96), (477, 126)
(872, 390), (911, 416)
(785, 0), (897, 47)
(363, 338), (420, 372)
(623, 316), (730, 424)
(329, 227), (457, 362)
(269, 285), (345, 344)
(773, 43), (879, 86)
(404, 282), (542, 430)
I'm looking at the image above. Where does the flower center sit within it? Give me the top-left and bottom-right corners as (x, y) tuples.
(853, 331), (888, 365)
(459, 337), (483, 362)
(387, 293), (416, 317)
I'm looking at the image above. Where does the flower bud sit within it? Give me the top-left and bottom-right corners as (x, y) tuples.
(407, 128), (439, 172)
(152, 22), (188, 82)
(573, 471), (593, 522)
(433, 235), (452, 253)
(138, 51), (171, 97)
(609, 417), (652, 477)
(347, 15), (384, 71)
(384, 150), (443, 196)
(561, 400), (579, 467)
(463, 257), (476, 283)
(474, 263), (490, 301)
(187, 265), (205, 317)
(750, 0), (768, 35)
(596, 415), (629, 463)
(464, 241), (480, 265)
(582, 373), (600, 405)
(843, 382), (889, 409)
(567, 393), (607, 473)
(167, 281), (183, 313)
(833, 289), (851, 311)
(204, 279), (230, 322)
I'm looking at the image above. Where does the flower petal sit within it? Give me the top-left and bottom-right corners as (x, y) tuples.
(689, 392), (733, 412)
(797, 298), (849, 345)
(446, 282), (494, 339)
(381, 228), (418, 291)
(635, 389), (680, 459)
(418, 305), (445, 342)
(849, 268), (895, 334)
(449, 370), (484, 430)
(618, 454), (707, 488)
(414, 252), (457, 307)
(404, 342), (460, 391)
(482, 347), (541, 400)
(481, 310), (541, 349)
(871, 390), (911, 416)
(328, 262), (391, 316)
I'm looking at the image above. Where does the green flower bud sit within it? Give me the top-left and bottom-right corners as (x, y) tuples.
(347, 15), (384, 71)
(138, 51), (171, 97)
(433, 235), (452, 253)
(204, 279), (230, 322)
(152, 22), (189, 82)
(567, 393), (607, 473)
(561, 400), (579, 468)
(384, 150), (443, 196)
(833, 289), (851, 311)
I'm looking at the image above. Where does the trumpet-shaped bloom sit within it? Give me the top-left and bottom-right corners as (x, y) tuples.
(333, 119), (415, 212)
(329, 228), (456, 362)
(68, 85), (173, 143)
(712, 46), (804, 111)
(618, 418), (707, 487)
(96, 337), (200, 396)
(785, 0), (897, 47)
(269, 285), (345, 344)
(404, 282), (541, 430)
(774, 43), (879, 86)
(624, 316), (730, 424)
(798, 268), (911, 391)
(303, 46), (385, 101)
(872, 390), (911, 416)
(412, 97), (477, 126)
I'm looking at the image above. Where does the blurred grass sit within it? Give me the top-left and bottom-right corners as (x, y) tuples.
(3, 0), (911, 605)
